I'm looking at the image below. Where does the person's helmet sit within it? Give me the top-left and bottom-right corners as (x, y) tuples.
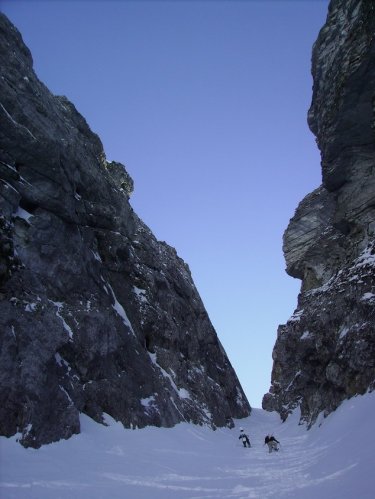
(240, 428), (244, 431)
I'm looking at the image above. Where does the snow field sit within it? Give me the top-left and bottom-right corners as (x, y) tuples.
(1, 391), (374, 498)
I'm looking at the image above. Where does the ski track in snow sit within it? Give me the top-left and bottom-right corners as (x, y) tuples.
(0, 392), (375, 498)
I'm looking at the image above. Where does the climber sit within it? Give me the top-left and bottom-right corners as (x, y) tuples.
(264, 434), (280, 453)
(238, 428), (251, 448)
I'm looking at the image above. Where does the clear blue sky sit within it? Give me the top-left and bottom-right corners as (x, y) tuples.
(1, 0), (329, 408)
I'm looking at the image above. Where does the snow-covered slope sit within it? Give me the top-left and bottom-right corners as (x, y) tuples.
(1, 391), (374, 498)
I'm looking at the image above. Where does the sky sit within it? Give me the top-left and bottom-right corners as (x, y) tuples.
(1, 0), (329, 408)
(2, 391), (375, 497)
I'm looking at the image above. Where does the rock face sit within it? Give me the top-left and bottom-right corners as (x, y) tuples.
(263, 0), (375, 425)
(0, 14), (250, 448)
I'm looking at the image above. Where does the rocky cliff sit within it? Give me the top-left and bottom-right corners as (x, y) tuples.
(263, 0), (375, 425)
(0, 14), (250, 448)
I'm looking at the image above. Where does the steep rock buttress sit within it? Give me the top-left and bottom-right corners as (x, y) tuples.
(263, 0), (375, 425)
(0, 14), (250, 448)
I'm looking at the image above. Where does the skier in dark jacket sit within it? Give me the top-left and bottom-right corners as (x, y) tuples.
(239, 428), (251, 447)
(264, 434), (280, 453)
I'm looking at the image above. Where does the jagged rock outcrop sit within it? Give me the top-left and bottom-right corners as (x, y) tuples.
(263, 0), (375, 425)
(0, 14), (250, 448)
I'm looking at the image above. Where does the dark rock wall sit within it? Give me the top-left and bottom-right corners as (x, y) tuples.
(263, 0), (375, 425)
(0, 14), (250, 448)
